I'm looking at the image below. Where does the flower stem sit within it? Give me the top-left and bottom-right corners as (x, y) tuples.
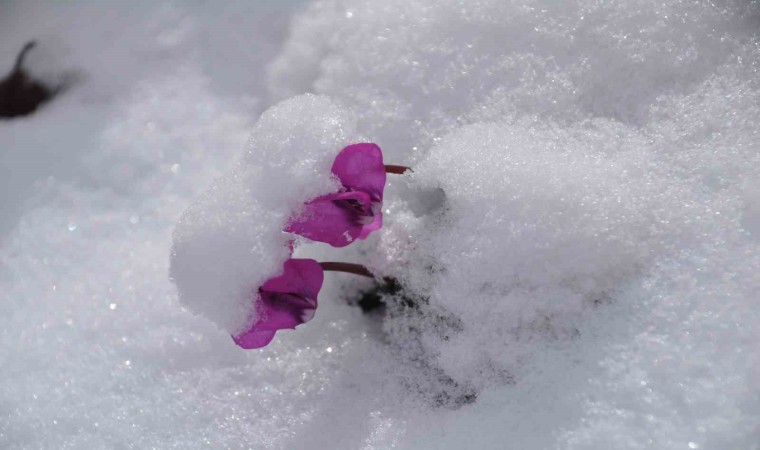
(320, 262), (374, 278)
(384, 164), (412, 174)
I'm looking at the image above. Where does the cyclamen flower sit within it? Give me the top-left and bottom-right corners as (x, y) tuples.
(233, 258), (324, 349)
(285, 143), (386, 247)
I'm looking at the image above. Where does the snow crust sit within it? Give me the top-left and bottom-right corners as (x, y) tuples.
(2, 0), (760, 449)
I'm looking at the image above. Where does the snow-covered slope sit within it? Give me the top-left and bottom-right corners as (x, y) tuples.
(1, 1), (759, 448)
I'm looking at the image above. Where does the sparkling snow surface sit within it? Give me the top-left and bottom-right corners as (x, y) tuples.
(2, 1), (759, 449)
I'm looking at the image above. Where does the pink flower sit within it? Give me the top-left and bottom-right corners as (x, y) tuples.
(233, 258), (324, 349)
(285, 143), (386, 247)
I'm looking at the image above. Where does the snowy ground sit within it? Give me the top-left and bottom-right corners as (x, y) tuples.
(1, 1), (759, 449)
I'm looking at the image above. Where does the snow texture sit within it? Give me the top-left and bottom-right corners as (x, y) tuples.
(2, 0), (760, 449)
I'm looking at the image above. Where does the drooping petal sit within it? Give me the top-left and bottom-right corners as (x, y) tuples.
(233, 329), (277, 349)
(284, 191), (373, 247)
(260, 259), (324, 303)
(331, 143), (386, 201)
(232, 259), (323, 349)
(283, 143), (387, 246)
(232, 295), (308, 349)
(255, 293), (315, 330)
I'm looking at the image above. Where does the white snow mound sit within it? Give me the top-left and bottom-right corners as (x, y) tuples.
(170, 94), (357, 335)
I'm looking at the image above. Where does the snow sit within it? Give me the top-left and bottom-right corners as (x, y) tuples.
(170, 94), (356, 335)
(2, 0), (760, 449)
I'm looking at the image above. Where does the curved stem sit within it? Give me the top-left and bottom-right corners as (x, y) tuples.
(320, 262), (374, 278)
(384, 164), (412, 175)
(14, 41), (36, 73)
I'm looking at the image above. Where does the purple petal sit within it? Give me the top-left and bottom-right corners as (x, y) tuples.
(331, 143), (386, 201)
(261, 258), (324, 300)
(232, 259), (323, 349)
(285, 191), (373, 247)
(356, 202), (382, 239)
(233, 329), (276, 349)
(255, 292), (316, 330)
